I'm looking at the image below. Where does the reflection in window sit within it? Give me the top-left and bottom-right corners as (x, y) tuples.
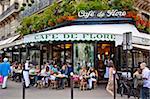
(30, 50), (40, 65)
(74, 43), (94, 73)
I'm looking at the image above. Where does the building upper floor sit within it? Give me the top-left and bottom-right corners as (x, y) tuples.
(0, 0), (149, 41)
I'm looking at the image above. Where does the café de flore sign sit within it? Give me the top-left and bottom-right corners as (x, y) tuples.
(78, 10), (126, 18)
(24, 33), (116, 43)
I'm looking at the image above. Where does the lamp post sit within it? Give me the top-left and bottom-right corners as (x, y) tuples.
(113, 70), (116, 99)
(70, 72), (74, 99)
(22, 44), (29, 99)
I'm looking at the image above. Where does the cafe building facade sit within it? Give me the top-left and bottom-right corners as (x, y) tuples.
(22, 16), (150, 81)
(1, 10), (150, 81)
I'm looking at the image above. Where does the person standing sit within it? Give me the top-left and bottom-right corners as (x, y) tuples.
(106, 61), (117, 96)
(0, 58), (11, 89)
(23, 60), (30, 88)
(140, 62), (150, 99)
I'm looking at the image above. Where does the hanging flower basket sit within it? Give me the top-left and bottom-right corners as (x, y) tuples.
(48, 20), (56, 26)
(125, 11), (150, 33)
(66, 16), (77, 21)
(56, 17), (65, 23)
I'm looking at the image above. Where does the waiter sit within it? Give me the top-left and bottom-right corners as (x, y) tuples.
(23, 59), (30, 88)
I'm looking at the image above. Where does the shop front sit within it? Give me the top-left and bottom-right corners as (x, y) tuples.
(22, 22), (150, 82)
(0, 18), (149, 82)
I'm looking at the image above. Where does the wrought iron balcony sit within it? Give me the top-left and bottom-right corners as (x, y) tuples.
(20, 0), (53, 18)
(0, 2), (19, 22)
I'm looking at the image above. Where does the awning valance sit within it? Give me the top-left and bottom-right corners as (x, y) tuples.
(133, 44), (150, 51)
(0, 39), (23, 50)
(0, 35), (20, 46)
(0, 35), (21, 50)
(23, 24), (150, 46)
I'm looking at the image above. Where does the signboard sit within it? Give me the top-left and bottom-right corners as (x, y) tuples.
(24, 33), (116, 43)
(123, 32), (132, 50)
(78, 10), (127, 18)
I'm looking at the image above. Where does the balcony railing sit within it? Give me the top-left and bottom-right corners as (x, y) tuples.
(20, 0), (53, 18)
(0, 2), (19, 21)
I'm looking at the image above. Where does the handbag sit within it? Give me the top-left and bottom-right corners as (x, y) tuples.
(0, 75), (3, 84)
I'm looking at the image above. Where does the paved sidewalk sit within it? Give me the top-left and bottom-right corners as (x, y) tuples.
(0, 81), (133, 99)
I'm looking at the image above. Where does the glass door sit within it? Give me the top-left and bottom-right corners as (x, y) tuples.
(96, 42), (115, 81)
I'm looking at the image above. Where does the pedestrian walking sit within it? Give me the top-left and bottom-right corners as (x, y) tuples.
(0, 58), (11, 89)
(140, 62), (150, 99)
(23, 60), (30, 88)
(106, 61), (118, 96)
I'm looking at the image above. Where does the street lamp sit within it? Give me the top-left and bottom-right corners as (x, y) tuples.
(30, 43), (34, 46)
(22, 45), (26, 48)
(9, 47), (12, 50)
(14, 46), (18, 49)
(4, 48), (7, 51)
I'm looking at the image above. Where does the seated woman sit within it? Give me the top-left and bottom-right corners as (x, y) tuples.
(11, 63), (18, 81)
(72, 73), (80, 88)
(33, 66), (41, 87)
(79, 67), (88, 90)
(15, 63), (23, 82)
(87, 67), (98, 90)
(42, 66), (51, 87)
(29, 66), (36, 85)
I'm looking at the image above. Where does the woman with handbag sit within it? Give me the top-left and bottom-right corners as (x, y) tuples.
(0, 58), (11, 89)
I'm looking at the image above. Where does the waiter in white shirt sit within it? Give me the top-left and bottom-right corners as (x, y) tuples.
(23, 59), (30, 88)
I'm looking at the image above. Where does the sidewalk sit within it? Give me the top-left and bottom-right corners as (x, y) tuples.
(0, 81), (133, 99)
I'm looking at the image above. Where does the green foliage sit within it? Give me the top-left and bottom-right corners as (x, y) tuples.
(18, 0), (134, 35)
(111, 0), (134, 10)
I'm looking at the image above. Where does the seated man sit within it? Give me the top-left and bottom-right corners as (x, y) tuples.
(58, 65), (68, 89)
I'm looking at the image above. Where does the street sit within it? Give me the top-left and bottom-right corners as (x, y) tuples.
(0, 81), (134, 99)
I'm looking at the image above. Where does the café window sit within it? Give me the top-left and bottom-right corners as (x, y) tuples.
(74, 43), (94, 73)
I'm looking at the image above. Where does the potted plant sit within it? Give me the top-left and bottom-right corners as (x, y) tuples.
(48, 20), (56, 27)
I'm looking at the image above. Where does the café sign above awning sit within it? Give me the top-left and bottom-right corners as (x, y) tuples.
(78, 10), (127, 18)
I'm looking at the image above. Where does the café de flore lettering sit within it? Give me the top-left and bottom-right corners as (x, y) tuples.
(34, 33), (115, 41)
(78, 10), (126, 18)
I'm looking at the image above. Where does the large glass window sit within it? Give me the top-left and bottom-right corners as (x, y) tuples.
(52, 43), (72, 66)
(30, 50), (40, 65)
(74, 43), (94, 73)
(13, 52), (19, 62)
(21, 52), (26, 63)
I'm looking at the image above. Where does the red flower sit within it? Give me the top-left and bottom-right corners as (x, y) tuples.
(140, 19), (147, 26)
(66, 16), (76, 21)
